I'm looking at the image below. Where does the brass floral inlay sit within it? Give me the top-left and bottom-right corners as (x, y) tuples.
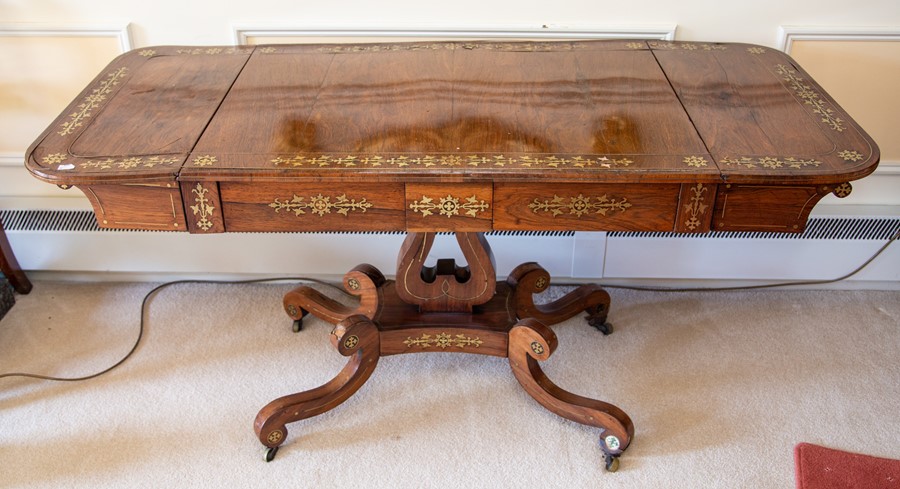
(269, 194), (373, 217)
(59, 67), (128, 136)
(192, 155), (218, 167)
(720, 156), (822, 170)
(776, 64), (844, 132)
(138, 49), (156, 57)
(403, 332), (483, 349)
(683, 183), (709, 231)
(42, 153), (68, 166)
(528, 194), (632, 218)
(271, 153), (633, 170)
(530, 341), (545, 355)
(747, 47), (766, 55)
(625, 42), (645, 49)
(343, 335), (359, 349)
(267, 430), (283, 444)
(409, 195), (489, 218)
(683, 156), (709, 168)
(838, 150), (864, 162)
(190, 183), (215, 231)
(832, 182), (853, 198)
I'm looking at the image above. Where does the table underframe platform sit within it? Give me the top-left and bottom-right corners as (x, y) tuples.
(252, 232), (634, 470)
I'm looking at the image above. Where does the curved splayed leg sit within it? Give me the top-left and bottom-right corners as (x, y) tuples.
(283, 264), (385, 330)
(508, 263), (612, 332)
(254, 315), (381, 461)
(507, 318), (633, 470)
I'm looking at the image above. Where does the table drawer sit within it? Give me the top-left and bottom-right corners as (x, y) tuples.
(712, 184), (830, 233)
(219, 182), (405, 232)
(494, 183), (681, 231)
(81, 184), (186, 231)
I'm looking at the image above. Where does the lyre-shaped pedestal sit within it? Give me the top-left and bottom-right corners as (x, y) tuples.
(254, 232), (633, 470)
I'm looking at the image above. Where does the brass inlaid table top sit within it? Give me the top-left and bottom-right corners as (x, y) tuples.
(25, 40), (880, 470)
(27, 40), (878, 235)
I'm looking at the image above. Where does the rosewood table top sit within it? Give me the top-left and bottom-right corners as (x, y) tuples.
(25, 40), (879, 236)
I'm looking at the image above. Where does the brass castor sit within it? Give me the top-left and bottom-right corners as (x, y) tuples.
(264, 446), (279, 462)
(604, 453), (620, 472)
(589, 318), (614, 335)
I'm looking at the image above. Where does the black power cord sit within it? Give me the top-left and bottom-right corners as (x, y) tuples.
(0, 277), (348, 382)
(1, 227), (897, 383)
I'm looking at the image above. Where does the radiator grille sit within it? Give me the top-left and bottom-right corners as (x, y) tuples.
(0, 210), (574, 236)
(1, 210), (896, 240)
(609, 217), (900, 240)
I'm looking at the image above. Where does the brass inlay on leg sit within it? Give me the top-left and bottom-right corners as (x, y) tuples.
(266, 430), (283, 444)
(343, 335), (359, 349)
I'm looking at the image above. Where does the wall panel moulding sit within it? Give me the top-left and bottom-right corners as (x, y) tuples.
(231, 25), (678, 45)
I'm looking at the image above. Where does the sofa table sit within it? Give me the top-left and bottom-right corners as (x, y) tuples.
(25, 40), (879, 470)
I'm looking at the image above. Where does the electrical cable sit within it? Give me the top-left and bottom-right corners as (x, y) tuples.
(0, 277), (349, 383)
(596, 226), (900, 293)
(1, 227), (897, 383)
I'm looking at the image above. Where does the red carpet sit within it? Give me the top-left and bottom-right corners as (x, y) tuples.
(796, 443), (900, 488)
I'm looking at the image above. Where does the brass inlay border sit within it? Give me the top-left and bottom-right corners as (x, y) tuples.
(528, 194), (631, 218)
(190, 183), (215, 231)
(648, 42), (727, 51)
(59, 67), (128, 136)
(42, 153), (181, 171)
(720, 156), (822, 170)
(683, 183), (709, 231)
(269, 194), (373, 217)
(271, 154), (634, 170)
(175, 47), (253, 55)
(409, 195), (489, 218)
(775, 64), (844, 132)
(317, 41), (588, 54)
(404, 332), (483, 349)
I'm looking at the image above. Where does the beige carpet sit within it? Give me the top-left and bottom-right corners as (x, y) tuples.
(1, 281), (898, 488)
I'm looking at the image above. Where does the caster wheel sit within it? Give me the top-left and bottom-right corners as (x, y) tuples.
(292, 319), (303, 333)
(604, 454), (620, 472)
(264, 446), (279, 462)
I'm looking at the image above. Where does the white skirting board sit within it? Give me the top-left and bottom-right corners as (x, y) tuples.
(3, 210), (898, 289)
